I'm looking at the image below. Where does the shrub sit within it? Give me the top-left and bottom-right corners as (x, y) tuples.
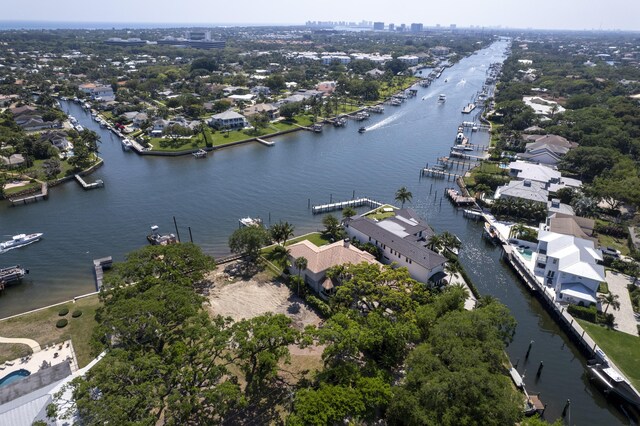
(567, 304), (597, 323)
(58, 307), (69, 316)
(56, 319), (68, 328)
(595, 223), (628, 238)
(305, 295), (332, 317)
(72, 310), (83, 318)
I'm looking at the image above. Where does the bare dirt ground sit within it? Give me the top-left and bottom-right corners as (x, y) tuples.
(204, 262), (323, 330)
(203, 262), (325, 382)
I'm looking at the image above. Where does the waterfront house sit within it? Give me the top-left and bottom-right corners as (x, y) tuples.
(208, 110), (247, 129)
(533, 226), (605, 306)
(508, 160), (582, 192)
(517, 134), (578, 166)
(523, 96), (565, 117)
(494, 179), (549, 205)
(344, 209), (447, 285)
(39, 131), (73, 152)
(287, 239), (379, 299)
(546, 213), (597, 243)
(316, 81), (337, 94)
(398, 55), (420, 66)
(150, 118), (168, 136)
(243, 103), (279, 120)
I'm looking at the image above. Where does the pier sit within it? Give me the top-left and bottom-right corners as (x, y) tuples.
(93, 257), (112, 291)
(444, 188), (476, 206)
(461, 121), (490, 131)
(256, 138), (275, 147)
(9, 183), (48, 206)
(421, 167), (462, 180)
(311, 197), (383, 214)
(0, 265), (27, 292)
(74, 174), (104, 190)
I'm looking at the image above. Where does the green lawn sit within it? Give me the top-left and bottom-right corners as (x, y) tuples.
(597, 234), (631, 256)
(577, 319), (640, 390)
(364, 205), (398, 220)
(0, 295), (102, 368)
(148, 135), (206, 152)
(3, 181), (41, 196)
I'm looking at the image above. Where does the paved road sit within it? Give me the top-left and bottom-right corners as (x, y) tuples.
(605, 271), (639, 336)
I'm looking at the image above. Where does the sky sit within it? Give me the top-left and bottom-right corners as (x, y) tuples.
(3, 0), (640, 31)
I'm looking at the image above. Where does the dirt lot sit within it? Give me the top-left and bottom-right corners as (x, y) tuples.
(204, 262), (325, 382)
(204, 263), (322, 330)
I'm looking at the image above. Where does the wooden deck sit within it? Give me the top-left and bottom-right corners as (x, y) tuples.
(93, 257), (112, 291)
(312, 197), (383, 214)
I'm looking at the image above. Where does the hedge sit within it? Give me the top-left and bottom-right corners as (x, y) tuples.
(58, 307), (69, 316)
(567, 304), (597, 323)
(56, 319), (68, 328)
(72, 310), (83, 318)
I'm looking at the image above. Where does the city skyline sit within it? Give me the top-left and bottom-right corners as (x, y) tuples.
(2, 0), (640, 32)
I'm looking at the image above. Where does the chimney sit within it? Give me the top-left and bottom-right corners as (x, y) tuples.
(523, 179), (532, 187)
(343, 238), (351, 248)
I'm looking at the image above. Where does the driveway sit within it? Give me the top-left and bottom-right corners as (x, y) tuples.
(605, 271), (639, 336)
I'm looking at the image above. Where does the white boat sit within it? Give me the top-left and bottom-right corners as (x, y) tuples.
(239, 217), (262, 228)
(75, 124), (84, 132)
(121, 138), (133, 151)
(146, 225), (177, 246)
(0, 233), (43, 252)
(437, 94), (446, 103)
(193, 149), (207, 158)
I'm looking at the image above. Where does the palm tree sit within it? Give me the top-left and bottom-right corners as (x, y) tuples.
(395, 186), (413, 208)
(440, 231), (461, 251)
(293, 256), (308, 295)
(342, 206), (357, 219)
(600, 293), (620, 315)
(427, 234), (443, 252)
(270, 221), (295, 246)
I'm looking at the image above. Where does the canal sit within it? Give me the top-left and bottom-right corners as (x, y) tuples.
(0, 39), (631, 424)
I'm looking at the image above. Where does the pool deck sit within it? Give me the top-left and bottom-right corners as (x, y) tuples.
(0, 339), (78, 380)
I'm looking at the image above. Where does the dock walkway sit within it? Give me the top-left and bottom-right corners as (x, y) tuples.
(74, 174), (104, 190)
(93, 257), (112, 291)
(312, 197), (383, 214)
(256, 138), (275, 147)
(444, 188), (476, 206)
(421, 167), (462, 180)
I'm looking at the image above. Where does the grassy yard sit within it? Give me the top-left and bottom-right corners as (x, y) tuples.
(597, 234), (631, 256)
(0, 295), (102, 368)
(364, 204), (398, 220)
(577, 319), (640, 390)
(148, 135), (207, 151)
(3, 181), (41, 196)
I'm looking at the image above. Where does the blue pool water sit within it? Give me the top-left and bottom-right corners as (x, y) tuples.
(0, 369), (31, 387)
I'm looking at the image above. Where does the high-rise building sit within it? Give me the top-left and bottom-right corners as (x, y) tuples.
(410, 23), (424, 32)
(388, 23), (395, 31)
(373, 22), (384, 31)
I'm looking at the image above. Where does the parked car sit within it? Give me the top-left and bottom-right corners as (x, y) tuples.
(601, 247), (621, 258)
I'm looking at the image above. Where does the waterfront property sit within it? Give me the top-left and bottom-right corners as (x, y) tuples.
(533, 225), (605, 307)
(287, 239), (379, 299)
(516, 134), (578, 166)
(208, 110), (248, 129)
(344, 209), (447, 285)
(494, 179), (549, 205)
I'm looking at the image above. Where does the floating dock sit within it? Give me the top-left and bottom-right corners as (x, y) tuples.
(74, 174), (104, 190)
(445, 188), (476, 206)
(0, 265), (27, 291)
(256, 138), (275, 147)
(312, 197), (383, 214)
(421, 167), (462, 180)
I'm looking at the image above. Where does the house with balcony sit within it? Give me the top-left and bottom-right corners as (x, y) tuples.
(343, 209), (447, 285)
(287, 239), (379, 299)
(208, 110), (247, 129)
(533, 226), (605, 307)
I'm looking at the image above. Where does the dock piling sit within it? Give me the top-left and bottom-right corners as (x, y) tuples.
(536, 361), (544, 377)
(526, 340), (534, 359)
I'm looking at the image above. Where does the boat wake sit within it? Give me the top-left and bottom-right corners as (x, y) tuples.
(365, 111), (406, 132)
(421, 93), (437, 101)
(456, 79), (466, 87)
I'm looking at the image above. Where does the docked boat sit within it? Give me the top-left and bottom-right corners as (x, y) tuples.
(358, 126), (366, 134)
(0, 265), (28, 286)
(483, 222), (500, 244)
(588, 364), (640, 410)
(0, 233), (43, 252)
(146, 225), (177, 246)
(462, 103), (476, 114)
(193, 149), (207, 158)
(437, 94), (446, 103)
(74, 124), (84, 132)
(121, 138), (133, 151)
(310, 124), (323, 133)
(239, 217), (262, 228)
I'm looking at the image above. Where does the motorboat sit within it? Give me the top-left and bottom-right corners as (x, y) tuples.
(0, 233), (43, 252)
(193, 149), (207, 158)
(437, 94), (446, 103)
(239, 217), (263, 228)
(0, 265), (28, 285)
(588, 364), (640, 409)
(358, 126), (366, 134)
(146, 225), (177, 246)
(121, 138), (133, 151)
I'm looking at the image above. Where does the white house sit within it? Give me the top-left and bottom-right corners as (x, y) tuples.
(208, 110), (247, 129)
(517, 134), (579, 166)
(397, 55), (420, 66)
(344, 209), (447, 285)
(495, 179), (549, 205)
(508, 160), (582, 192)
(533, 226), (605, 306)
(522, 96), (565, 116)
(287, 239), (379, 299)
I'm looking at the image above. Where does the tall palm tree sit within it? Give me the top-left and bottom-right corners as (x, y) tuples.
(293, 256), (308, 295)
(270, 221), (295, 246)
(395, 186), (413, 208)
(427, 234), (443, 253)
(600, 293), (620, 315)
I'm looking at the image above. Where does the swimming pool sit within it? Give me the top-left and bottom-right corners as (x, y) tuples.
(0, 369), (30, 387)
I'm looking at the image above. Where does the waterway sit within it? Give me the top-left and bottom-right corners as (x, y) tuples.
(0, 40), (631, 424)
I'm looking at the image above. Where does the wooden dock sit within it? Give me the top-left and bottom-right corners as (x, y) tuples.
(0, 265), (27, 292)
(312, 197), (383, 214)
(421, 167), (462, 180)
(463, 209), (484, 221)
(437, 157), (476, 170)
(9, 183), (48, 206)
(75, 174), (104, 190)
(445, 188), (476, 206)
(256, 138), (275, 147)
(93, 257), (112, 291)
